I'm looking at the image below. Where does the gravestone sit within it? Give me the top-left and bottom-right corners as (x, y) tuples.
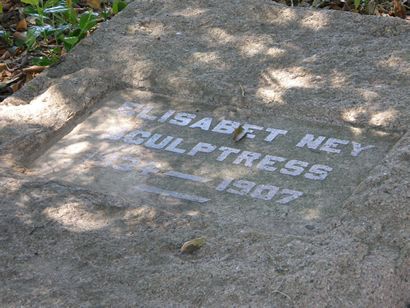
(32, 90), (400, 229)
(1, 0), (409, 306)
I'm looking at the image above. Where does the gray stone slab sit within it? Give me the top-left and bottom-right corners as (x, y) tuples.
(1, 0), (410, 167)
(32, 90), (401, 231)
(1, 0), (409, 306)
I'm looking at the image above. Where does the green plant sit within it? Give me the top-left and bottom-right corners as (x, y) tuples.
(31, 47), (61, 65)
(5, 0), (127, 70)
(1, 0), (129, 102)
(0, 30), (14, 47)
(21, 0), (47, 26)
(112, 0), (127, 14)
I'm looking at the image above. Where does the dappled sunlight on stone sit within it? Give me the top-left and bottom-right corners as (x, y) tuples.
(186, 210), (201, 216)
(300, 12), (329, 30)
(358, 89), (379, 101)
(269, 7), (298, 24)
(123, 206), (158, 223)
(237, 39), (286, 59)
(0, 92), (62, 123)
(1, 2), (409, 305)
(342, 107), (366, 123)
(329, 70), (348, 88)
(303, 208), (321, 220)
(28, 89), (400, 229)
(172, 7), (208, 17)
(266, 68), (317, 89)
(348, 127), (364, 137)
(377, 54), (410, 74)
(255, 88), (286, 105)
(190, 52), (228, 70)
(341, 107), (398, 128)
(43, 203), (111, 232)
(239, 41), (267, 57)
(206, 27), (236, 44)
(370, 109), (399, 127)
(256, 67), (318, 104)
(63, 141), (91, 155)
(0, 176), (24, 195)
(265, 47), (286, 58)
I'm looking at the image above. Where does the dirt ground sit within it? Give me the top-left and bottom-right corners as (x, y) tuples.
(0, 0), (409, 306)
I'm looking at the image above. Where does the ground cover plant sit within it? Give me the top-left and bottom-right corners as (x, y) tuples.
(0, 0), (127, 101)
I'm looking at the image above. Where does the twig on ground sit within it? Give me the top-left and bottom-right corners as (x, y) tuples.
(272, 289), (294, 303)
(239, 84), (245, 97)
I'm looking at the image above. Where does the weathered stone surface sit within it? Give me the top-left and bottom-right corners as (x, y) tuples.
(30, 90), (401, 228)
(0, 0), (409, 306)
(1, 0), (410, 167)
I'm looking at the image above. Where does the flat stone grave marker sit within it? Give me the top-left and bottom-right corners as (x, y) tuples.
(1, 0), (409, 305)
(32, 90), (400, 231)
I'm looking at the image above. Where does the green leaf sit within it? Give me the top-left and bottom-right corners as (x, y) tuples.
(118, 1), (127, 12)
(0, 3), (3, 14)
(24, 7), (49, 24)
(28, 24), (69, 39)
(0, 31), (14, 46)
(66, 7), (78, 24)
(25, 29), (40, 50)
(354, 0), (361, 9)
(101, 9), (110, 20)
(112, 0), (118, 14)
(112, 0), (127, 14)
(31, 25), (53, 35)
(24, 7), (50, 21)
(44, 0), (61, 8)
(31, 55), (60, 66)
(63, 36), (78, 45)
(62, 36), (79, 50)
(79, 12), (97, 32)
(44, 5), (69, 14)
(21, 0), (40, 7)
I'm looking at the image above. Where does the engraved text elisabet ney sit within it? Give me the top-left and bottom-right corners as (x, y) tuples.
(34, 93), (399, 211)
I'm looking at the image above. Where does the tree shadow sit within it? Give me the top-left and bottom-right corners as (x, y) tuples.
(1, 1), (409, 305)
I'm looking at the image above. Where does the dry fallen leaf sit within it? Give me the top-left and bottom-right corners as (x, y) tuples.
(2, 69), (12, 77)
(16, 19), (28, 31)
(180, 237), (206, 254)
(87, 0), (101, 9)
(22, 65), (46, 73)
(25, 71), (36, 82)
(232, 125), (247, 142)
(11, 79), (24, 92)
(392, 0), (406, 18)
(0, 51), (11, 60)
